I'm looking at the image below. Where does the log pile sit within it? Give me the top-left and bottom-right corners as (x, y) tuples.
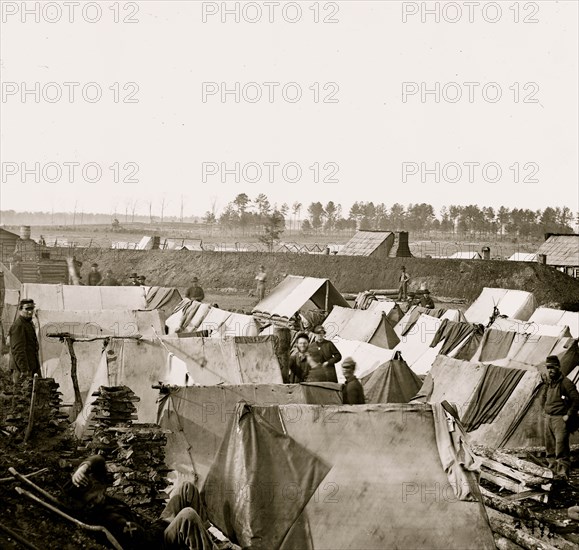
(82, 386), (139, 457)
(473, 446), (576, 550)
(3, 377), (68, 440)
(108, 424), (169, 506)
(473, 445), (553, 504)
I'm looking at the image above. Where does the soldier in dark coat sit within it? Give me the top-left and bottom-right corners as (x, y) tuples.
(341, 357), (365, 405)
(186, 277), (205, 301)
(287, 332), (310, 383)
(88, 263), (102, 286)
(308, 325), (342, 383)
(9, 299), (41, 381)
(542, 355), (579, 478)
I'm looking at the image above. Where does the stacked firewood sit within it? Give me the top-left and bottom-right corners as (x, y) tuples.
(83, 386), (139, 457)
(3, 377), (68, 440)
(473, 445), (575, 550)
(474, 445), (553, 504)
(107, 423), (169, 506)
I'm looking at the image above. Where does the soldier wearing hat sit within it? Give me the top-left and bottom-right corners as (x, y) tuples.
(288, 332), (311, 383)
(137, 275), (146, 286)
(341, 357), (365, 405)
(420, 289), (435, 309)
(9, 299), (41, 382)
(186, 277), (205, 302)
(307, 325), (342, 383)
(88, 263), (102, 286)
(542, 355), (579, 478)
(128, 273), (140, 286)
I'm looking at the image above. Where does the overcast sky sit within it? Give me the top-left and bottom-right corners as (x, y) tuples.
(1, 0), (577, 218)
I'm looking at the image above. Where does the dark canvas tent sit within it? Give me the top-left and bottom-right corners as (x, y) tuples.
(158, 383), (342, 488)
(361, 358), (422, 403)
(252, 275), (349, 327)
(196, 403), (495, 549)
(413, 355), (554, 448)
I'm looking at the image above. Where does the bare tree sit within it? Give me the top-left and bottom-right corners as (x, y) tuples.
(131, 199), (138, 223)
(148, 200), (153, 224)
(160, 196), (167, 223)
(292, 201), (302, 233)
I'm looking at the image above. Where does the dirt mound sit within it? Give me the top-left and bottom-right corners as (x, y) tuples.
(75, 249), (579, 309)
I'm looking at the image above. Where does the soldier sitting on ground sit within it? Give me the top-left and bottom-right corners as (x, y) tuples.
(67, 455), (225, 549)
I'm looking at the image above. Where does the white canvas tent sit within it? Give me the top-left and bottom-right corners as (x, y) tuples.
(464, 288), (537, 325)
(323, 306), (399, 349)
(21, 283), (147, 311)
(332, 337), (398, 382)
(508, 252), (538, 262)
(252, 275), (349, 327)
(529, 307), (579, 339)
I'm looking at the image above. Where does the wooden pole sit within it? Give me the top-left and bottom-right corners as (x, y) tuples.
(325, 281), (329, 313)
(24, 374), (39, 443)
(64, 337), (83, 418)
(0, 521), (41, 550)
(8, 468), (63, 508)
(15, 487), (123, 550)
(487, 509), (561, 550)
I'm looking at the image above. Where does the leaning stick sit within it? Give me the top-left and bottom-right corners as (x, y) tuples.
(23, 374), (39, 443)
(14, 487), (123, 550)
(0, 521), (41, 550)
(8, 468), (63, 508)
(0, 467), (48, 483)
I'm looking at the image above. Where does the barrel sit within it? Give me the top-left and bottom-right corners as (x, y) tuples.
(20, 226), (31, 240)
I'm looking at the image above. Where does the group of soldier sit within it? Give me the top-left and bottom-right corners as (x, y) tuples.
(87, 264), (146, 287)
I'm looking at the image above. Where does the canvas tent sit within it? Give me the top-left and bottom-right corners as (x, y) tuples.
(508, 252), (538, 262)
(144, 286), (183, 318)
(395, 306), (466, 338)
(448, 251), (482, 260)
(360, 359), (422, 403)
(21, 283), (147, 311)
(158, 384), (342, 487)
(332, 337), (398, 382)
(165, 300), (259, 337)
(487, 316), (571, 339)
(464, 287), (537, 325)
(75, 337), (172, 437)
(37, 309), (165, 404)
(529, 307), (579, 339)
(252, 275), (349, 327)
(322, 306), (399, 349)
(160, 335), (283, 385)
(165, 402), (494, 549)
(366, 300), (404, 325)
(414, 356), (548, 449)
(394, 313), (444, 370)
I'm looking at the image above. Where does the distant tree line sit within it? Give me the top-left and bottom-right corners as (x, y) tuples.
(209, 194), (578, 238)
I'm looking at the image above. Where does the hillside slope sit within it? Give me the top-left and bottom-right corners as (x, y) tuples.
(74, 250), (579, 309)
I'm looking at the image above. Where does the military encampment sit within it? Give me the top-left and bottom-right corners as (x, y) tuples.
(2, 230), (579, 550)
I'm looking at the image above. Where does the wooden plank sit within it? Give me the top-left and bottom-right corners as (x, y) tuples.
(473, 445), (554, 479)
(480, 468), (548, 504)
(479, 456), (547, 487)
